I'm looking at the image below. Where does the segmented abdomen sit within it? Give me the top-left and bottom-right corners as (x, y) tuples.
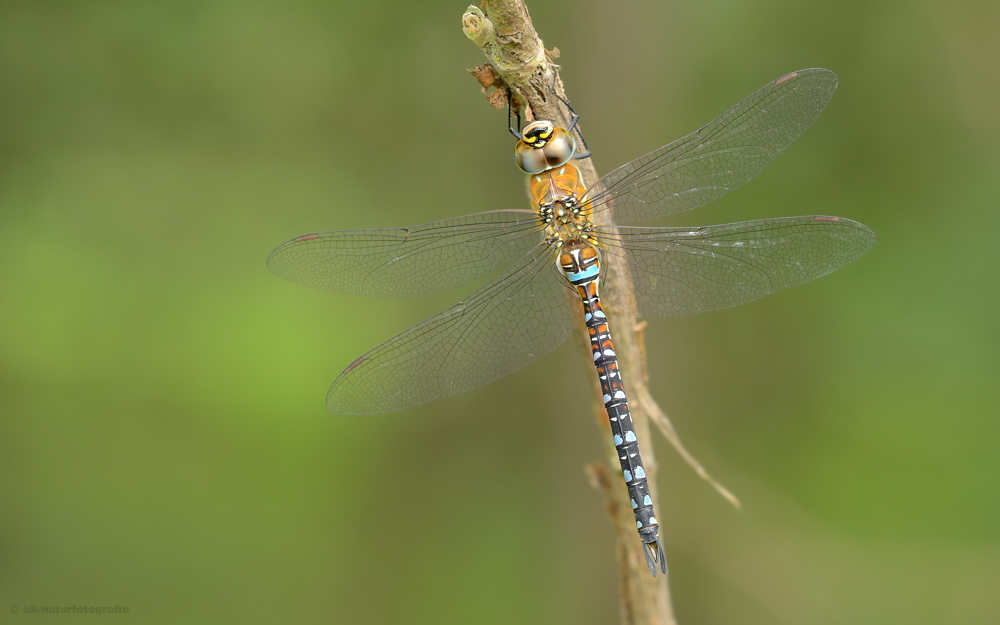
(559, 244), (661, 545)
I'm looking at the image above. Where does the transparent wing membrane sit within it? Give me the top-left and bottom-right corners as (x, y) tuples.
(326, 245), (576, 415)
(595, 216), (875, 318)
(267, 69), (875, 416)
(587, 69), (838, 224)
(267, 210), (541, 297)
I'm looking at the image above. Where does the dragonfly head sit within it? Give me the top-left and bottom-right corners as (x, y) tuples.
(514, 121), (577, 174)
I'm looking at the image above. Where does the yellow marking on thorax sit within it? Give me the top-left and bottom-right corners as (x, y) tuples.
(529, 162), (596, 248)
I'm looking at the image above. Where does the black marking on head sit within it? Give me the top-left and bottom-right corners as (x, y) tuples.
(522, 121), (555, 148)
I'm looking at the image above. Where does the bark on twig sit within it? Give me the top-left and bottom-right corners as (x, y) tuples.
(463, 3), (677, 623)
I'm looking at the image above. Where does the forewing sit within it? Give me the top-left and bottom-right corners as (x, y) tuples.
(267, 210), (541, 297)
(588, 69), (838, 224)
(327, 245), (576, 414)
(596, 216), (875, 317)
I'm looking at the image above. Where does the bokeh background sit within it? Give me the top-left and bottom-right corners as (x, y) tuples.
(1, 1), (998, 623)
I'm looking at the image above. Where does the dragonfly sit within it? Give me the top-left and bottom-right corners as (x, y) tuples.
(267, 68), (876, 576)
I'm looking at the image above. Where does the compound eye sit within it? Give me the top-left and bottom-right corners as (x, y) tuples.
(514, 142), (548, 174)
(542, 127), (577, 169)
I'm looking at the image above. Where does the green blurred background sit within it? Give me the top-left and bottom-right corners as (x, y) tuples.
(1, 1), (997, 623)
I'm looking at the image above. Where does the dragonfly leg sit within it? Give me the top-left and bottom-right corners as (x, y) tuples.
(507, 90), (523, 140)
(547, 72), (591, 159)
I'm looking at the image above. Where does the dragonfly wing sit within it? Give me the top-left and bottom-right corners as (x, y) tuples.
(327, 244), (576, 414)
(588, 69), (838, 224)
(267, 210), (541, 297)
(595, 216), (875, 318)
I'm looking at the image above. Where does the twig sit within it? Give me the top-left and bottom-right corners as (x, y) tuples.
(462, 3), (678, 623)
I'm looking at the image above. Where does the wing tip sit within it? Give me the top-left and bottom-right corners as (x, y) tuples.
(773, 68), (839, 98)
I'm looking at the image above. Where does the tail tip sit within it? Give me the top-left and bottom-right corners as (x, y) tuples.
(642, 538), (666, 577)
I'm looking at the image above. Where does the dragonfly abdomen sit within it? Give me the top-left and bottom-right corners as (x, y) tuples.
(559, 243), (666, 575)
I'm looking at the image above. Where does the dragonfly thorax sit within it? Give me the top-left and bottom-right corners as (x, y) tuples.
(514, 121), (577, 174)
(540, 199), (591, 245)
(530, 162), (594, 246)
